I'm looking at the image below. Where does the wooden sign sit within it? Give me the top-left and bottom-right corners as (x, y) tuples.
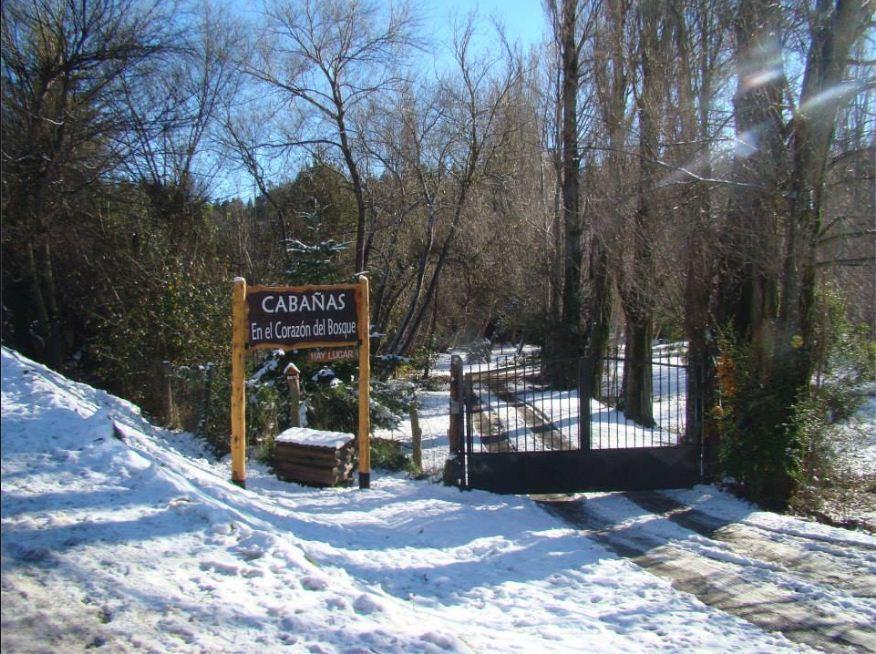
(246, 286), (358, 350)
(230, 278), (371, 490)
(308, 347), (357, 363)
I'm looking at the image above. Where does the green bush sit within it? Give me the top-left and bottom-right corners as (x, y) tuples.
(812, 286), (875, 421)
(305, 379), (403, 435)
(203, 362), (231, 456)
(715, 333), (801, 510)
(715, 284), (875, 512)
(788, 287), (875, 514)
(248, 381), (282, 462)
(306, 384), (359, 433)
(787, 393), (836, 514)
(370, 437), (417, 474)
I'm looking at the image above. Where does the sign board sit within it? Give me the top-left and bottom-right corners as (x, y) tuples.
(246, 286), (358, 350)
(230, 278), (371, 491)
(308, 347), (357, 364)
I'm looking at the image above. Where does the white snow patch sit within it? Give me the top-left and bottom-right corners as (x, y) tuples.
(833, 392), (876, 477)
(276, 427), (354, 449)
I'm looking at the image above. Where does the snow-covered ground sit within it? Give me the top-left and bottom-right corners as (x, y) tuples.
(2, 346), (874, 653)
(834, 387), (876, 478)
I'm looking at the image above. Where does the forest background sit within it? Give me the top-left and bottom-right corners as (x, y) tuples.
(2, 0), (873, 511)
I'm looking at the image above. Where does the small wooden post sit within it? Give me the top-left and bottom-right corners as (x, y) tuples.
(197, 363), (214, 436)
(285, 363), (301, 428)
(230, 278), (247, 488)
(410, 389), (422, 472)
(357, 275), (371, 489)
(163, 360), (177, 428)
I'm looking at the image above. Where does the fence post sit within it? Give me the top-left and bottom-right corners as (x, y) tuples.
(162, 360), (178, 428)
(356, 275), (371, 490)
(410, 389), (422, 472)
(197, 363), (214, 436)
(463, 372), (474, 456)
(285, 363), (301, 428)
(448, 355), (464, 456)
(443, 355), (467, 488)
(230, 278), (247, 488)
(578, 356), (592, 451)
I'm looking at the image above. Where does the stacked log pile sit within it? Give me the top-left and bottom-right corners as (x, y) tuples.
(273, 427), (356, 487)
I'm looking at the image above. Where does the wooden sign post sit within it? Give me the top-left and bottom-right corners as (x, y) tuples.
(229, 276), (371, 490)
(231, 278), (248, 487)
(357, 275), (371, 488)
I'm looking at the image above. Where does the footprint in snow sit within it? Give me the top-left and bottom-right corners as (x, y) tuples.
(352, 594), (383, 615)
(242, 568), (264, 578)
(199, 560), (240, 576)
(234, 547), (265, 561)
(300, 576), (329, 591)
(420, 631), (457, 651)
(324, 596), (347, 611)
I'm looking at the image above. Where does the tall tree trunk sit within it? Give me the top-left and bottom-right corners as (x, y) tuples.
(550, 78), (564, 326)
(337, 123), (368, 274)
(716, 0), (786, 360)
(623, 318), (655, 426)
(385, 209), (437, 355)
(778, 0), (871, 391)
(674, 0), (718, 449)
(394, 178), (474, 356)
(559, 0), (583, 334)
(620, 0), (660, 427)
(584, 0), (629, 389)
(585, 238), (611, 395)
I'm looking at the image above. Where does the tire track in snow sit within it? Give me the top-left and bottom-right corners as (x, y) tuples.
(540, 495), (876, 653)
(625, 490), (876, 600)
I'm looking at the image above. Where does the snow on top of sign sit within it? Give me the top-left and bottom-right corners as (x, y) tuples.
(233, 276), (246, 283)
(276, 426), (353, 449)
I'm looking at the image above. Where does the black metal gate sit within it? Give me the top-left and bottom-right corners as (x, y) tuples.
(446, 347), (702, 494)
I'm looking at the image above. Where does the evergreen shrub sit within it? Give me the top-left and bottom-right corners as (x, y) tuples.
(715, 333), (801, 510)
(716, 285), (875, 512)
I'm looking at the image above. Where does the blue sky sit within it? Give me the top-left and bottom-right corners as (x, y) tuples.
(215, 1), (550, 201)
(425, 0), (548, 51)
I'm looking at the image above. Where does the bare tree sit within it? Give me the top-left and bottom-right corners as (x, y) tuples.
(715, 0), (787, 371)
(817, 50), (876, 333)
(617, 0), (667, 426)
(220, 100), (295, 279)
(118, 1), (243, 241)
(543, 0), (600, 367)
(585, 0), (635, 388)
(670, 0), (729, 445)
(557, 0), (583, 332)
(378, 16), (522, 356)
(779, 0), (872, 388)
(249, 0), (416, 274)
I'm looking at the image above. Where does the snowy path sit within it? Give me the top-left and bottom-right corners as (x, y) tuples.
(488, 378), (574, 451)
(541, 492), (876, 653)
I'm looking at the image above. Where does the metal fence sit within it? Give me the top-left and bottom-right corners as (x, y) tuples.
(462, 345), (695, 455)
